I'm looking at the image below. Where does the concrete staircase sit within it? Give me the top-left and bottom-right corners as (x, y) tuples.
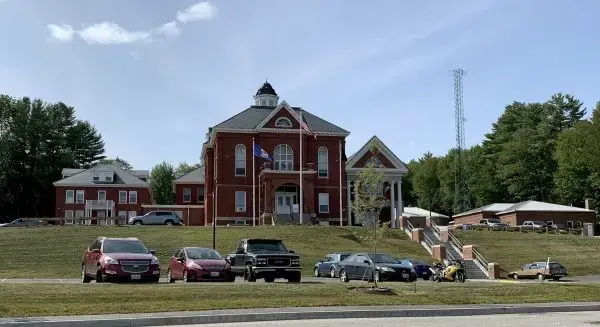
(404, 220), (489, 280)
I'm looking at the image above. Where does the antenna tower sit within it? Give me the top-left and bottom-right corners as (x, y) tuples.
(451, 68), (471, 214)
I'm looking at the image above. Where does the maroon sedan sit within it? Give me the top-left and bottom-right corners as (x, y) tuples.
(81, 237), (160, 283)
(167, 247), (235, 282)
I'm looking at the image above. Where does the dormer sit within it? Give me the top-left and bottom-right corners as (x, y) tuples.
(274, 117), (293, 128)
(92, 169), (115, 183)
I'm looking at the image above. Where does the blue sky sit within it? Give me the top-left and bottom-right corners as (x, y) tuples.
(1, 0), (599, 170)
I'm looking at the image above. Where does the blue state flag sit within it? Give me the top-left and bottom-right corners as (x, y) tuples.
(254, 143), (273, 161)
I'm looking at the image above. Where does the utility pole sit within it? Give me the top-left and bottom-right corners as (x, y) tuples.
(451, 68), (471, 215)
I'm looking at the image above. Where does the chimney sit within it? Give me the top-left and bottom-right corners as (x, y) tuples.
(585, 198), (595, 210)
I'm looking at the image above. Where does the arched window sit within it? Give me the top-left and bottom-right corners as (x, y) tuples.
(260, 99), (266, 106)
(317, 147), (328, 177)
(275, 117), (292, 128)
(269, 100), (274, 106)
(235, 144), (246, 176)
(274, 144), (293, 171)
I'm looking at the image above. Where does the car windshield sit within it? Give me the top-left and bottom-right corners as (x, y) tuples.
(368, 253), (398, 264)
(186, 248), (222, 260)
(103, 240), (149, 254)
(340, 254), (351, 261)
(532, 221), (546, 225)
(247, 240), (288, 253)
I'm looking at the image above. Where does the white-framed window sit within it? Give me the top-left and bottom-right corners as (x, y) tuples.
(183, 188), (192, 203)
(119, 191), (127, 204)
(75, 190), (85, 204)
(118, 211), (127, 224)
(274, 144), (293, 171)
(567, 221), (574, 228)
(128, 211), (137, 218)
(317, 147), (328, 178)
(128, 191), (137, 204)
(65, 190), (74, 203)
(198, 187), (204, 204)
(318, 193), (330, 213)
(235, 144), (246, 176)
(576, 221), (583, 228)
(64, 210), (74, 225)
(98, 190), (106, 201)
(235, 191), (246, 212)
(367, 156), (383, 167)
(275, 117), (292, 128)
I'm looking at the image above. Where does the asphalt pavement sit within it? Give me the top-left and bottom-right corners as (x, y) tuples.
(164, 311), (600, 327)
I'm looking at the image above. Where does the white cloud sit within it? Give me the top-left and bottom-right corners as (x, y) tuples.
(77, 22), (150, 45)
(47, 24), (74, 42)
(153, 21), (181, 38)
(176, 1), (217, 23)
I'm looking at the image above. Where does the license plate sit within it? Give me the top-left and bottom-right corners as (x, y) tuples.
(402, 273), (409, 279)
(422, 272), (428, 275)
(210, 272), (220, 277)
(131, 274), (141, 280)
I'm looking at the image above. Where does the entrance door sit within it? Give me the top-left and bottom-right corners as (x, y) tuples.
(276, 193), (297, 214)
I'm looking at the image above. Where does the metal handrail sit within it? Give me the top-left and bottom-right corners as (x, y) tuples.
(472, 247), (489, 268)
(448, 230), (464, 251)
(429, 217), (440, 233)
(422, 231), (435, 248)
(406, 220), (415, 232)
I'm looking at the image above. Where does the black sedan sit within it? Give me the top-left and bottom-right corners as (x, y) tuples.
(336, 252), (417, 283)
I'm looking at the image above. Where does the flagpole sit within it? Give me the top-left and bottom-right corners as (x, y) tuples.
(252, 138), (256, 226)
(299, 109), (303, 225)
(339, 140), (343, 226)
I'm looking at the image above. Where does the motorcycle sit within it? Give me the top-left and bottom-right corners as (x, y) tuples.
(430, 260), (466, 283)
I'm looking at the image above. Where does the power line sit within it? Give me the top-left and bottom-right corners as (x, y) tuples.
(450, 68), (471, 214)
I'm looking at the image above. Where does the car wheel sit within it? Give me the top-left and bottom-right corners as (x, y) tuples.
(314, 267), (320, 277)
(95, 268), (103, 283)
(537, 273), (544, 281)
(134, 221), (142, 225)
(265, 276), (275, 283)
(339, 269), (349, 283)
(287, 274), (301, 283)
(244, 264), (256, 282)
(422, 275), (430, 281)
(512, 274), (519, 280)
(167, 269), (175, 283)
(81, 265), (91, 283)
(329, 267), (336, 278)
(165, 220), (173, 226)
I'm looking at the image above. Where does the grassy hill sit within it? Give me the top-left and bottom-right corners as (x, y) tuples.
(0, 225), (431, 278)
(454, 230), (600, 276)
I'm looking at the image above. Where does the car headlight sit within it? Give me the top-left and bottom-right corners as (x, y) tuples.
(381, 266), (395, 272)
(256, 258), (267, 265)
(187, 261), (202, 269)
(104, 256), (118, 265)
(151, 257), (159, 265)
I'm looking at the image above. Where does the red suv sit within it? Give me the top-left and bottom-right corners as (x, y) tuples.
(81, 237), (160, 283)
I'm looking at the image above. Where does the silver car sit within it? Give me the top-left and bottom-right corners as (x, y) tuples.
(128, 211), (182, 226)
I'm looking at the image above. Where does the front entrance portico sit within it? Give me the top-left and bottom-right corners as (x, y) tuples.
(258, 165), (316, 224)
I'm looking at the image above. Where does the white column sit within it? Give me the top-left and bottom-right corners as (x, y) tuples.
(346, 180), (352, 225)
(396, 179), (403, 229)
(390, 181), (396, 228)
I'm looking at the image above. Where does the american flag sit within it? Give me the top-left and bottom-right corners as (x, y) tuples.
(301, 120), (317, 139)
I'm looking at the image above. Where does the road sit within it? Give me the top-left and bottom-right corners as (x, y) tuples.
(0, 276), (591, 284)
(165, 311), (600, 326)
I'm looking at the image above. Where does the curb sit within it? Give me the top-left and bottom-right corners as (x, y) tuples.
(2, 303), (600, 326)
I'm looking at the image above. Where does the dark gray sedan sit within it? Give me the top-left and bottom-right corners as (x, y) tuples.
(336, 252), (417, 283)
(314, 253), (352, 278)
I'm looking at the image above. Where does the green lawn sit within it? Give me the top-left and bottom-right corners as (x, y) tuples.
(0, 225), (431, 278)
(454, 230), (600, 276)
(0, 282), (599, 317)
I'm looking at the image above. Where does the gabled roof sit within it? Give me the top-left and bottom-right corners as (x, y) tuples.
(212, 105), (349, 135)
(403, 207), (449, 218)
(345, 135), (408, 173)
(452, 203), (515, 218)
(173, 166), (204, 184)
(496, 200), (594, 215)
(53, 164), (149, 187)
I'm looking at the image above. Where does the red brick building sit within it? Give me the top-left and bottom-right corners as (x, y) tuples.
(142, 166), (206, 225)
(53, 165), (153, 224)
(201, 82), (409, 226)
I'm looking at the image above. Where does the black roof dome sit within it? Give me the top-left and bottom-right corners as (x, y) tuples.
(255, 81), (278, 96)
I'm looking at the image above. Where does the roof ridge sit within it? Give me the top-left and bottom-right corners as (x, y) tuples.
(174, 165), (204, 181)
